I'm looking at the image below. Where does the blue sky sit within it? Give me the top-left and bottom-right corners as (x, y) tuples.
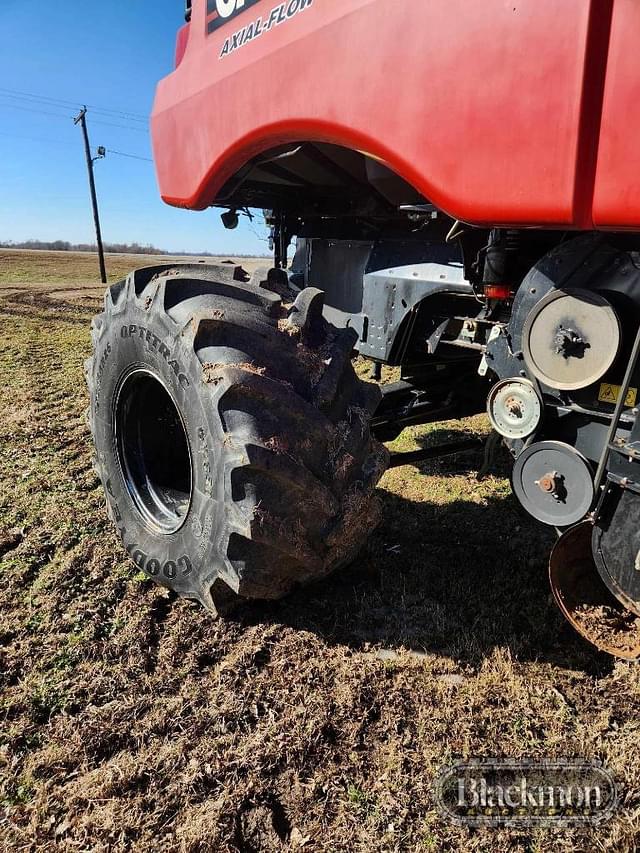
(0, 0), (267, 255)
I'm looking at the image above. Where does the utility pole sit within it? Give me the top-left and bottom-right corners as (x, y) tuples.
(74, 107), (107, 284)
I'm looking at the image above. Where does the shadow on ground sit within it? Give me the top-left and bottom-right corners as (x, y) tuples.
(234, 440), (615, 677)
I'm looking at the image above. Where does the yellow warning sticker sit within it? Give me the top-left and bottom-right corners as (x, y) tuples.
(598, 383), (638, 407)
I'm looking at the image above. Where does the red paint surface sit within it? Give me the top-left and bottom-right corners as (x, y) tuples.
(593, 0), (640, 228)
(152, 0), (638, 229)
(174, 23), (191, 69)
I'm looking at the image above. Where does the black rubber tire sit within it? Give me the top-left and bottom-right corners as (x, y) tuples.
(85, 263), (388, 612)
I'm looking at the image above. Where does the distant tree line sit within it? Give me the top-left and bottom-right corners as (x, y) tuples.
(0, 239), (269, 258)
(0, 239), (168, 255)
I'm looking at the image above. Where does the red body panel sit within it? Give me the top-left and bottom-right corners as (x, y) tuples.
(151, 0), (638, 229)
(593, 0), (640, 228)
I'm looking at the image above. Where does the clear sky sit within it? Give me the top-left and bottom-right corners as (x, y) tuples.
(0, 0), (267, 255)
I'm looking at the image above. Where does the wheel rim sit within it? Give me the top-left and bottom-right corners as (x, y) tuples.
(115, 369), (192, 534)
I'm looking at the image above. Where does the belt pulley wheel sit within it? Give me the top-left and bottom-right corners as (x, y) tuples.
(487, 378), (542, 439)
(512, 441), (594, 528)
(550, 521), (640, 660)
(522, 288), (620, 391)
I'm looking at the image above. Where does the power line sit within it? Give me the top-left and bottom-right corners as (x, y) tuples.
(0, 90), (153, 183)
(0, 88), (79, 111)
(86, 118), (148, 134)
(0, 89), (80, 111)
(0, 99), (148, 133)
(0, 86), (148, 123)
(86, 104), (148, 124)
(0, 128), (152, 163)
(106, 148), (153, 162)
(0, 101), (74, 121)
(0, 89), (148, 131)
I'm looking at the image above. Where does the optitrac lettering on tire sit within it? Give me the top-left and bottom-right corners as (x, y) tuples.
(85, 263), (388, 612)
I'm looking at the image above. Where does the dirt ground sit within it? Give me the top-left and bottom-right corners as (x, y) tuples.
(0, 251), (639, 851)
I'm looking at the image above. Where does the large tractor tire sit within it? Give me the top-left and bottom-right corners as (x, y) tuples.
(85, 264), (388, 612)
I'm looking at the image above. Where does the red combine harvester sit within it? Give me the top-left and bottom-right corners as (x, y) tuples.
(86, 0), (640, 658)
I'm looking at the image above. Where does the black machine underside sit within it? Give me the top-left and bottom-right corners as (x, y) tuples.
(290, 228), (640, 656)
(216, 141), (640, 655)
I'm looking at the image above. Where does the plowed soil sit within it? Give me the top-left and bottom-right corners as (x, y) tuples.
(1, 251), (638, 852)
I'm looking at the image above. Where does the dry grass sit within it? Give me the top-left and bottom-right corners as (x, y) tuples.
(0, 252), (639, 852)
(0, 248), (269, 287)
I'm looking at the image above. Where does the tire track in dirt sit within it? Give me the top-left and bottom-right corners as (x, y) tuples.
(1, 275), (640, 852)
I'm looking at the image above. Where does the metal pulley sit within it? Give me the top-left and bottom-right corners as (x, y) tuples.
(511, 441), (594, 527)
(487, 378), (542, 439)
(522, 288), (621, 391)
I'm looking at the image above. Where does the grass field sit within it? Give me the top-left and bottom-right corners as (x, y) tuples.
(0, 251), (639, 851)
(0, 248), (269, 286)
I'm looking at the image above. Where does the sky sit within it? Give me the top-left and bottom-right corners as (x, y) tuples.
(0, 0), (267, 255)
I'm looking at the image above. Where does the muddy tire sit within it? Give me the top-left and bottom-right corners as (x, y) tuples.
(85, 264), (388, 611)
